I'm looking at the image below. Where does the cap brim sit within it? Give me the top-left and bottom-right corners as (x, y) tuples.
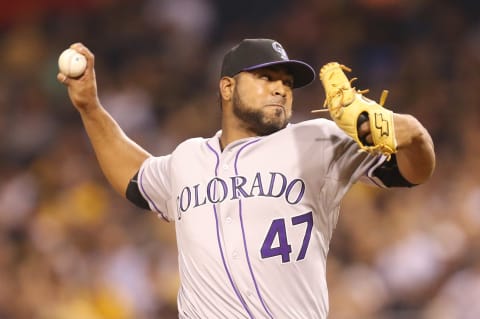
(243, 60), (316, 88)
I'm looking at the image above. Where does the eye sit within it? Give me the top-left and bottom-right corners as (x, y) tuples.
(259, 74), (272, 81)
(283, 79), (294, 88)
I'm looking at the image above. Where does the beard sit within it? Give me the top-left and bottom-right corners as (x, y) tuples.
(232, 89), (290, 136)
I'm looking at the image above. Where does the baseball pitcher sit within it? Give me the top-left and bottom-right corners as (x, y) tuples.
(58, 39), (435, 318)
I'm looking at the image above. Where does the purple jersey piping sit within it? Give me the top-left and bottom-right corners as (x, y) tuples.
(206, 139), (254, 318)
(234, 138), (274, 319)
(138, 167), (169, 222)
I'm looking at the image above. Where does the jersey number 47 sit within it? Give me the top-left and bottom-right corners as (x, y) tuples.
(260, 211), (313, 263)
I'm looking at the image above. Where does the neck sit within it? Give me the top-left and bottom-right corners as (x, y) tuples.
(219, 115), (257, 150)
(220, 129), (257, 150)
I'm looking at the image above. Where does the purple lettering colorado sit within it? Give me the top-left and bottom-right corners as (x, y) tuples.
(177, 172), (306, 214)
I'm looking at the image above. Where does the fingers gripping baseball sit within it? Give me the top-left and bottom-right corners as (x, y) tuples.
(57, 43), (94, 82)
(57, 43), (100, 112)
(314, 62), (397, 159)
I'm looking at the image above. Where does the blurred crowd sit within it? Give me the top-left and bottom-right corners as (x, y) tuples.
(0, 0), (479, 318)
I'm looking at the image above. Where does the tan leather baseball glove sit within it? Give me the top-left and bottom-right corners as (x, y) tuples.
(315, 62), (397, 159)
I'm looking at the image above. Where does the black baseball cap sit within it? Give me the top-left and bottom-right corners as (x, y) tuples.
(220, 38), (315, 89)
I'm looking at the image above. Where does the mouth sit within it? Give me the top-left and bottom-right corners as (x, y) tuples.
(264, 103), (285, 109)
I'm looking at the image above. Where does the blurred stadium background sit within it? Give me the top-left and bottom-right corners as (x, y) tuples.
(0, 0), (479, 318)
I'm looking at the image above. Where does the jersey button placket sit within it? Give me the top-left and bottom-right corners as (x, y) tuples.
(225, 147), (260, 317)
(220, 147), (264, 316)
(217, 154), (238, 260)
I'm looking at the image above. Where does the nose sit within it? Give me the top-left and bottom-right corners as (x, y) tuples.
(272, 80), (287, 97)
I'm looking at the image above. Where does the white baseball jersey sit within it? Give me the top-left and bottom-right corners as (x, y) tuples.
(137, 118), (386, 318)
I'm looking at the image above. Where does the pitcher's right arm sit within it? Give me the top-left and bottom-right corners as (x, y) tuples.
(57, 42), (151, 197)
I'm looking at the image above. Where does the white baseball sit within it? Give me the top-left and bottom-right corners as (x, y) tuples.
(58, 48), (87, 78)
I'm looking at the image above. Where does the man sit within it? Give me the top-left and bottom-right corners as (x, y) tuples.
(58, 38), (435, 318)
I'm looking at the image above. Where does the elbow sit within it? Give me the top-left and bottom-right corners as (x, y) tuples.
(395, 114), (436, 185)
(406, 158), (435, 185)
(416, 132), (436, 184)
(400, 144), (436, 185)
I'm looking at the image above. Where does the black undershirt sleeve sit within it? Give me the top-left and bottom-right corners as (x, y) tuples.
(373, 154), (417, 188)
(126, 172), (150, 210)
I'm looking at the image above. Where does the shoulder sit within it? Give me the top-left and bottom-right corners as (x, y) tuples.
(173, 137), (209, 153)
(289, 118), (339, 130)
(285, 118), (346, 138)
(144, 137), (207, 166)
(176, 137), (207, 148)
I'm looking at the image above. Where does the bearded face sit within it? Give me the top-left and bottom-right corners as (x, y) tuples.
(230, 68), (294, 136)
(232, 87), (290, 136)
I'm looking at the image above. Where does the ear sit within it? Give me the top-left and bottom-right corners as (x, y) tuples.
(219, 76), (235, 101)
